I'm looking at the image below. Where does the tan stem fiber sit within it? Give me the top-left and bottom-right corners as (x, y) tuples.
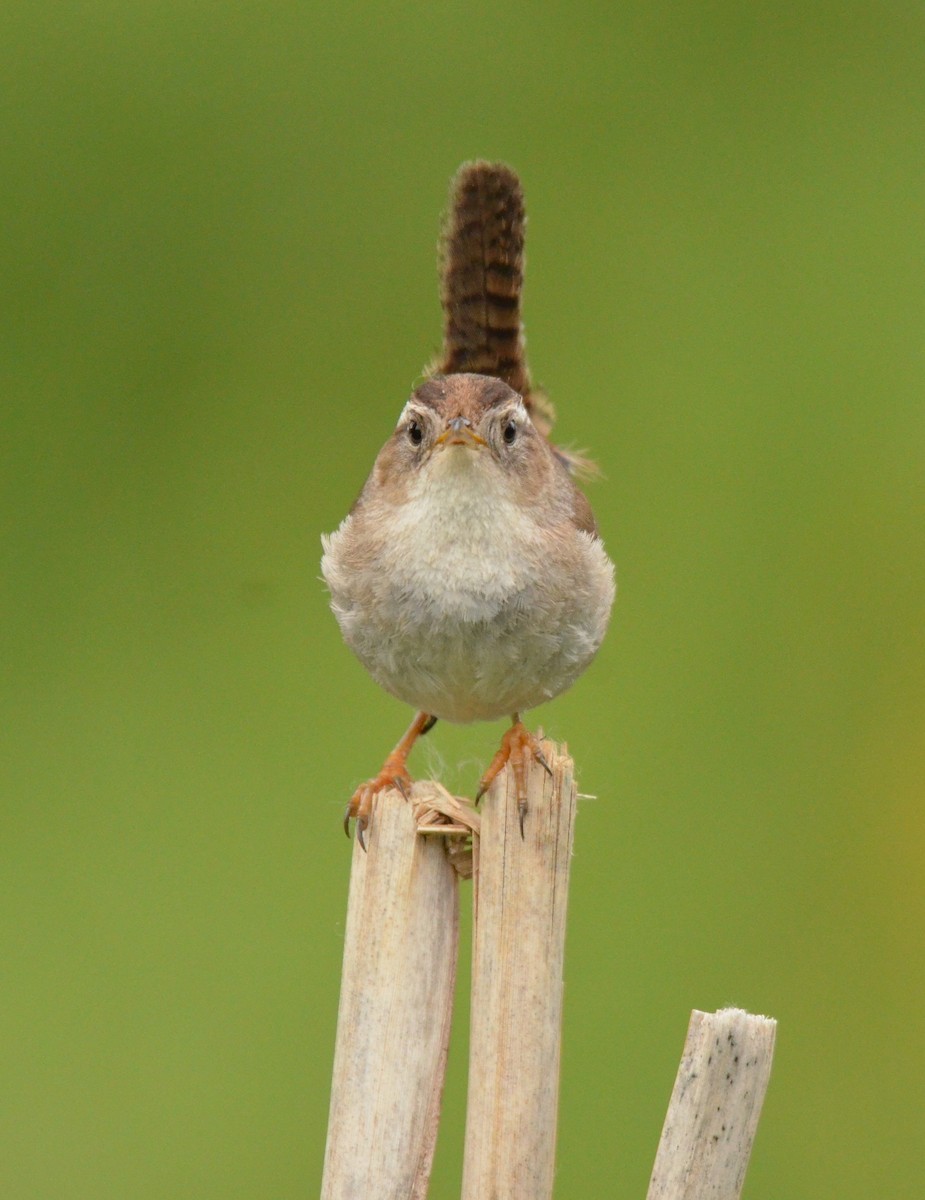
(321, 789), (459, 1200)
(461, 739), (577, 1200)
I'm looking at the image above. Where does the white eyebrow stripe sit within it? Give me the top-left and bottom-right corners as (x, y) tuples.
(395, 401), (433, 428)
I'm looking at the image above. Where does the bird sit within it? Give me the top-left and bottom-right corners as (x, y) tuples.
(321, 161), (616, 846)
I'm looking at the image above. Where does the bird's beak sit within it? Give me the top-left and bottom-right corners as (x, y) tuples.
(435, 416), (487, 448)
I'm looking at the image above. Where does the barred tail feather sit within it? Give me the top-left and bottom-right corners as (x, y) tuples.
(435, 161), (531, 397)
(432, 160), (595, 475)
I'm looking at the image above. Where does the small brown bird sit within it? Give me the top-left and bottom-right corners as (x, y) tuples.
(321, 162), (615, 845)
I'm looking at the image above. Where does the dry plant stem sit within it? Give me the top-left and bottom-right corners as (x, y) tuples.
(321, 788), (459, 1200)
(462, 739), (577, 1200)
(647, 1007), (777, 1200)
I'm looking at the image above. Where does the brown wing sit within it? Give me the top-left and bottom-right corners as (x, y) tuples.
(569, 482), (599, 537)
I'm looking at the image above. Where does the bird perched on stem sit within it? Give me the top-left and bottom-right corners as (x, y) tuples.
(322, 161), (615, 846)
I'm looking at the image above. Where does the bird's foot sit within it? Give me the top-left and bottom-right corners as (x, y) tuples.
(476, 718), (553, 836)
(343, 711), (436, 850)
(343, 758), (413, 852)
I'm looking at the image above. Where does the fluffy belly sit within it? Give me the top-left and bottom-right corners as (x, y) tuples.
(338, 585), (605, 724)
(322, 456), (616, 724)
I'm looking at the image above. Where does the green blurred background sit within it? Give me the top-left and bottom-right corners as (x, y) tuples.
(2, 2), (923, 1196)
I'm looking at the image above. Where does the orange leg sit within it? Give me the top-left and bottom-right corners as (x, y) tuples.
(476, 714), (552, 836)
(344, 711), (437, 850)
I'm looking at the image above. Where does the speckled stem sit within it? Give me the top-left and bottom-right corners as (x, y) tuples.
(647, 1007), (777, 1200)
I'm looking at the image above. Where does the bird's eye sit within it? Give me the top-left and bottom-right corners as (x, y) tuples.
(407, 420), (423, 446)
(503, 420), (517, 445)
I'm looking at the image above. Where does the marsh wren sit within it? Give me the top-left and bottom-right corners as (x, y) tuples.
(322, 162), (615, 845)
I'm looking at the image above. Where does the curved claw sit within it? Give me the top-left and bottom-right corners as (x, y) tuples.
(477, 719), (551, 837)
(340, 711), (435, 849)
(343, 773), (407, 852)
(344, 792), (373, 853)
(535, 745), (553, 777)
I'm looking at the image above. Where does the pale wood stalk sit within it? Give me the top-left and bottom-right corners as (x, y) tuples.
(646, 1006), (777, 1200)
(321, 788), (459, 1200)
(461, 739), (577, 1200)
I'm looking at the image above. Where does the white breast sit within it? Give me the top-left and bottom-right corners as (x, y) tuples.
(322, 448), (615, 723)
(389, 450), (541, 619)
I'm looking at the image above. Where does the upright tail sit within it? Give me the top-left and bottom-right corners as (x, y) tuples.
(433, 160), (582, 458)
(435, 161), (532, 399)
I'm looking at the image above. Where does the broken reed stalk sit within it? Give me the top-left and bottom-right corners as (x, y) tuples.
(646, 1007), (777, 1200)
(320, 789), (462, 1200)
(321, 743), (575, 1200)
(462, 738), (577, 1200)
(321, 753), (777, 1199)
